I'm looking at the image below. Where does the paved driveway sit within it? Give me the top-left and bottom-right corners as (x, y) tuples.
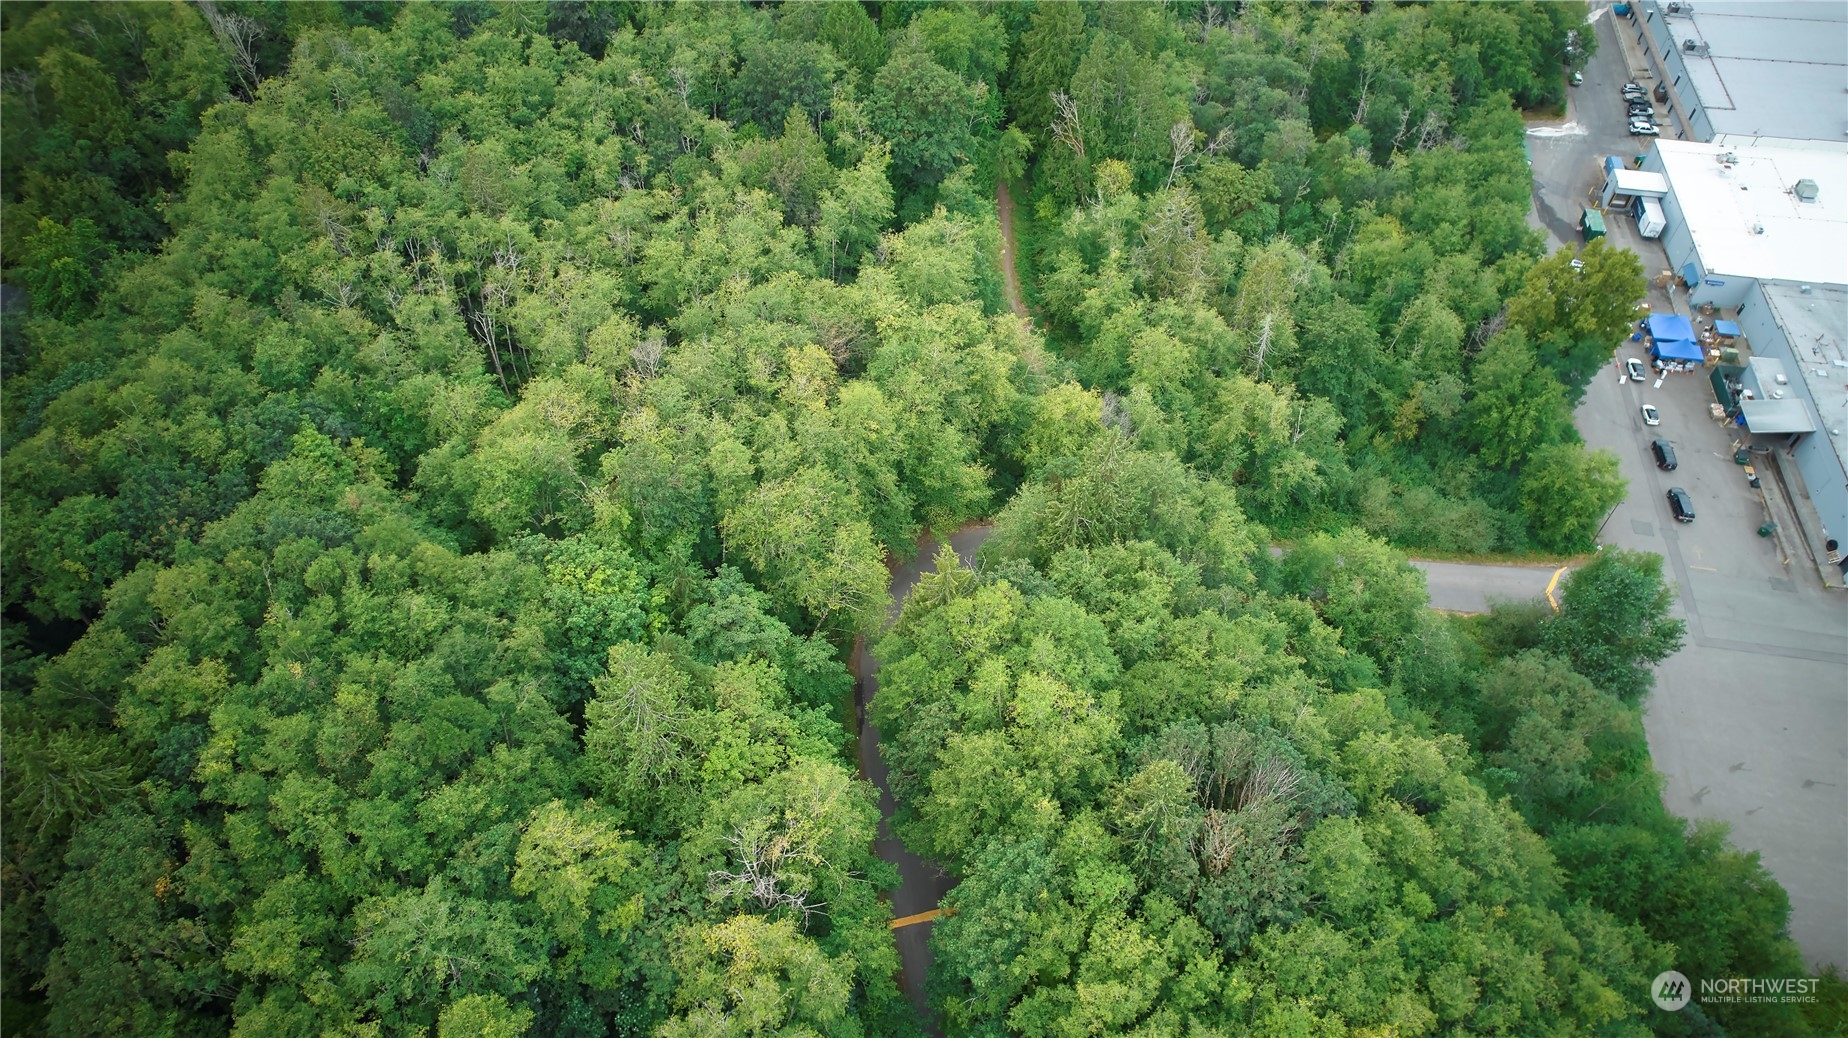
(1530, 5), (1848, 972)
(1413, 560), (1562, 614)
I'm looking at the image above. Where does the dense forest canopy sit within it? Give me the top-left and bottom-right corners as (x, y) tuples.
(2, 2), (1840, 1037)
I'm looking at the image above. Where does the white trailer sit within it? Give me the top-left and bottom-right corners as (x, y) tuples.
(1636, 196), (1666, 238)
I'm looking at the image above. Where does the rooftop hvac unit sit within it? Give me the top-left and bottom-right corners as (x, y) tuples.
(1718, 152), (1738, 164)
(1775, 373), (1789, 385)
(1794, 178), (1820, 201)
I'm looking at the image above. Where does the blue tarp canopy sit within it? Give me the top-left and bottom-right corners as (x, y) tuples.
(1653, 337), (1705, 362)
(1713, 320), (1741, 337)
(1648, 314), (1696, 341)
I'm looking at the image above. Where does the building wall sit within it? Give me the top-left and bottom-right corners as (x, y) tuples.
(1738, 285), (1848, 546)
(1642, 153), (1688, 257)
(1637, 4), (1715, 141)
(1692, 275), (1754, 312)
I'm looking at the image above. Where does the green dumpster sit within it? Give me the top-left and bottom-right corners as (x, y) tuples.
(1580, 208), (1606, 241)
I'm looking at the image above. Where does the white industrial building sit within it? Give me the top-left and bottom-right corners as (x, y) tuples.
(1638, 137), (1848, 311)
(1630, 1), (1848, 143)
(1632, 134), (1848, 562)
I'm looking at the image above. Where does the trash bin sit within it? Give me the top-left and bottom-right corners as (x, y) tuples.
(1758, 522), (1777, 538)
(1734, 450), (1751, 465)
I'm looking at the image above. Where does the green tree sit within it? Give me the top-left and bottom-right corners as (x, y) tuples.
(1516, 442), (1627, 554)
(1008, 0), (1086, 147)
(1466, 327), (1573, 469)
(1506, 237), (1647, 389)
(17, 216), (110, 321)
(658, 915), (858, 1038)
(869, 32), (993, 192)
(1541, 549), (1687, 704)
(816, 143), (895, 279)
(730, 38), (843, 129)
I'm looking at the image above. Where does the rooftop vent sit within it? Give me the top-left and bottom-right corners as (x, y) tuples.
(1718, 152), (1738, 164)
(1776, 373), (1789, 385)
(1753, 224), (1765, 234)
(1794, 178), (1820, 201)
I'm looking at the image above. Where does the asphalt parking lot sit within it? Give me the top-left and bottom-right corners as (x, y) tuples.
(1527, 5), (1848, 971)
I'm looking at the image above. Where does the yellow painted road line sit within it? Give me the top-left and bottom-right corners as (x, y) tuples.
(1545, 566), (1568, 614)
(890, 908), (952, 929)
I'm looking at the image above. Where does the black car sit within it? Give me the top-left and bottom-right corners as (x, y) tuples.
(1651, 439), (1678, 471)
(1667, 487), (1696, 522)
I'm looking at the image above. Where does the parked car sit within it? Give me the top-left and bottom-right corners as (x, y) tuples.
(1641, 403), (1661, 426)
(1667, 487), (1696, 523)
(1629, 121), (1660, 136)
(1626, 358), (1647, 381)
(1622, 82), (1644, 94)
(1651, 438), (1678, 470)
(1627, 102), (1654, 115)
(1571, 70), (1583, 86)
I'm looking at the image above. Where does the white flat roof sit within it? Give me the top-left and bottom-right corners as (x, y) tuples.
(1612, 169), (1669, 196)
(1654, 137), (1848, 287)
(1660, 1), (1848, 142)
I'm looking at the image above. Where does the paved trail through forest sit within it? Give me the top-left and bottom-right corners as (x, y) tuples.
(852, 526), (992, 1030)
(848, 181), (1027, 1030)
